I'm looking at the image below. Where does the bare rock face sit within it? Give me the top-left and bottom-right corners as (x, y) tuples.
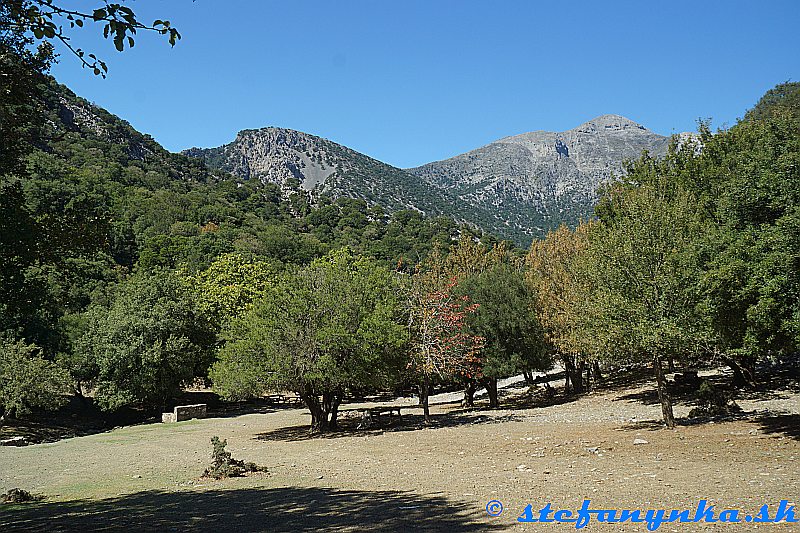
(183, 128), (466, 221)
(407, 115), (675, 242)
(185, 128), (341, 191)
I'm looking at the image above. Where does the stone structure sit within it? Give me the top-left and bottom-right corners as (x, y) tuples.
(162, 403), (207, 423)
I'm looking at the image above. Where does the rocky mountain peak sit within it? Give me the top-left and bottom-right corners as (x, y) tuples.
(571, 114), (650, 134)
(185, 127), (346, 190)
(407, 115), (675, 243)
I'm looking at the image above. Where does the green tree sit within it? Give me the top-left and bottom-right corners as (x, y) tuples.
(457, 263), (549, 408)
(212, 249), (408, 433)
(586, 180), (708, 428)
(76, 270), (214, 410)
(0, 337), (70, 423)
(2, 0), (180, 76)
(181, 252), (275, 331)
(744, 81), (800, 125)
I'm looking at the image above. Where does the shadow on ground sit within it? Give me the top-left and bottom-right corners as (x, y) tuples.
(255, 410), (523, 442)
(619, 411), (754, 432)
(0, 487), (503, 533)
(0, 393), (295, 446)
(756, 413), (800, 440)
(619, 410), (800, 440)
(500, 389), (582, 411)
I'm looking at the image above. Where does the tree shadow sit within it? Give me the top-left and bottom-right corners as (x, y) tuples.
(0, 394), (286, 446)
(614, 372), (731, 408)
(755, 413), (800, 441)
(497, 388), (582, 410)
(0, 396), (159, 446)
(596, 366), (653, 389)
(255, 410), (523, 442)
(0, 487), (505, 532)
(619, 410), (757, 432)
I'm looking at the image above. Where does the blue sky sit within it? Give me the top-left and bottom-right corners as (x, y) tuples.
(50, 0), (799, 168)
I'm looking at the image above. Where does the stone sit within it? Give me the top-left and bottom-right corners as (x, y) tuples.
(162, 404), (207, 423)
(633, 438), (649, 445)
(174, 404), (207, 422)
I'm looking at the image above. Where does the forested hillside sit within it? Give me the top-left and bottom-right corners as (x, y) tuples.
(0, 43), (501, 421)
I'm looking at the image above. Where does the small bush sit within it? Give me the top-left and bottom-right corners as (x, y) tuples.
(202, 436), (265, 479)
(2, 488), (40, 503)
(688, 380), (742, 418)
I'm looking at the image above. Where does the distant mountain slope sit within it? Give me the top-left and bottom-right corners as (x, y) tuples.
(183, 128), (465, 219)
(187, 117), (677, 245)
(407, 115), (675, 243)
(41, 81), (222, 185)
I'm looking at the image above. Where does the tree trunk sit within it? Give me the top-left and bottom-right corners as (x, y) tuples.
(421, 378), (431, 424)
(301, 389), (329, 433)
(576, 360), (587, 393)
(667, 357), (676, 373)
(564, 357), (584, 394)
(522, 370), (534, 386)
(462, 381), (476, 408)
(0, 406), (17, 426)
(562, 355), (574, 394)
(483, 377), (499, 408)
(725, 356), (757, 389)
(417, 383), (425, 406)
(583, 361), (592, 391)
(328, 393), (342, 430)
(592, 360), (604, 384)
(653, 354), (676, 429)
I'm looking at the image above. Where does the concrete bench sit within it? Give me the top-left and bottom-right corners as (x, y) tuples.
(339, 406), (403, 419)
(162, 403), (207, 423)
(368, 406), (402, 418)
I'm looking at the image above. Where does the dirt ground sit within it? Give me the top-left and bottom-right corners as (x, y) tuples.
(0, 370), (798, 532)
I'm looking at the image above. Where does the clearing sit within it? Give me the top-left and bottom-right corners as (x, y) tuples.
(1, 370), (798, 531)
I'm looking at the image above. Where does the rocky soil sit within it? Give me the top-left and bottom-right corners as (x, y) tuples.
(1, 370), (797, 531)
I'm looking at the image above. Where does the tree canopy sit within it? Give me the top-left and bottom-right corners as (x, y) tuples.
(212, 249), (409, 432)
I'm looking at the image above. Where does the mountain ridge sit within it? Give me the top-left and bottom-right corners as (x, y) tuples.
(407, 114), (677, 242)
(184, 115), (683, 245)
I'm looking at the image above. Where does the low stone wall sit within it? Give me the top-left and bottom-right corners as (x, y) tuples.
(162, 403), (207, 423)
(175, 403), (207, 421)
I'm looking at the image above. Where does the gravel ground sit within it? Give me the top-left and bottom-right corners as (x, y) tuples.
(1, 369), (798, 532)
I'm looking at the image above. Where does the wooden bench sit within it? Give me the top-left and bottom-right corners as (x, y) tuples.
(266, 394), (302, 406)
